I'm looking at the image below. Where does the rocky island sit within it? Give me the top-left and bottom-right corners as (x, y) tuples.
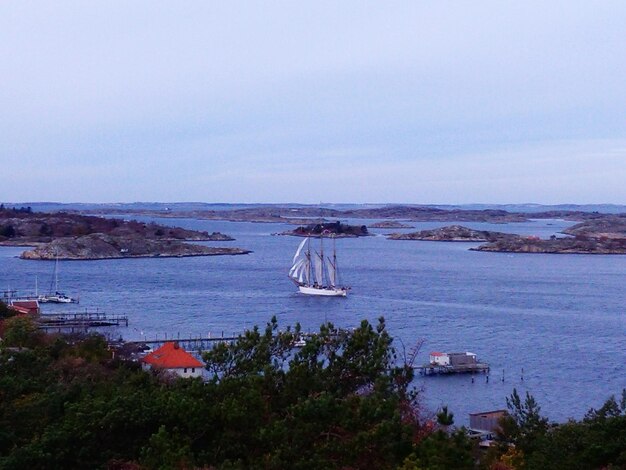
(0, 206), (249, 260)
(472, 235), (626, 254)
(386, 222), (626, 254)
(386, 225), (515, 242)
(20, 233), (249, 260)
(370, 221), (414, 229)
(281, 221), (370, 238)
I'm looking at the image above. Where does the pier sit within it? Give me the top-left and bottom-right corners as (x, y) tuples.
(36, 311), (129, 329)
(417, 351), (490, 376)
(416, 363), (490, 376)
(127, 334), (239, 352)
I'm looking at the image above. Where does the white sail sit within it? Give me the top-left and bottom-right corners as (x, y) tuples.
(289, 233), (349, 296)
(313, 253), (323, 285)
(293, 238), (308, 264)
(326, 257), (336, 287)
(290, 257), (311, 286)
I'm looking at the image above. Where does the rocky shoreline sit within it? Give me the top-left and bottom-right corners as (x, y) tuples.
(386, 225), (514, 242)
(0, 207), (250, 260)
(472, 236), (626, 254)
(370, 221), (414, 229)
(386, 224), (626, 254)
(19, 233), (250, 260)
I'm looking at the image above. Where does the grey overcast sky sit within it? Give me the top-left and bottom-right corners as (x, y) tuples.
(1, 1), (625, 204)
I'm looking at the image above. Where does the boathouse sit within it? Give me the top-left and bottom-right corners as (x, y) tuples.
(141, 341), (203, 378)
(469, 409), (508, 437)
(429, 351), (477, 366)
(9, 300), (40, 315)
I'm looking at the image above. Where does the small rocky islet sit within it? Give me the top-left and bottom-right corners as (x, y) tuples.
(279, 221), (370, 238)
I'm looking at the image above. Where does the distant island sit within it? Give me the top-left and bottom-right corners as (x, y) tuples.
(370, 221), (414, 229)
(387, 222), (626, 254)
(20, 233), (249, 260)
(387, 225), (513, 242)
(70, 203), (626, 227)
(281, 221), (370, 238)
(0, 206), (249, 260)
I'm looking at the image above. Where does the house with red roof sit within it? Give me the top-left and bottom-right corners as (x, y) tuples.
(9, 300), (40, 316)
(141, 341), (203, 378)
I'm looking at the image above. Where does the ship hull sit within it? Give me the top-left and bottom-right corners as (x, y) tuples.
(298, 285), (348, 297)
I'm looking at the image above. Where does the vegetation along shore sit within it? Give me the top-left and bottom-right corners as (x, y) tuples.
(0, 307), (624, 470)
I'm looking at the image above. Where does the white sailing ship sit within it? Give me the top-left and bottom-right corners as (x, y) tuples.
(288, 234), (349, 297)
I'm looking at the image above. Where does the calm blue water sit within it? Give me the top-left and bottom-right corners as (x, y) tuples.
(1, 217), (625, 426)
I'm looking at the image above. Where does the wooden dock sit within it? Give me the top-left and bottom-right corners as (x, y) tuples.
(416, 363), (490, 376)
(37, 311), (129, 329)
(127, 334), (240, 352)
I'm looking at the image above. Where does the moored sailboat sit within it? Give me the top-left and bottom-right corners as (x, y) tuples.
(38, 255), (78, 304)
(288, 233), (349, 297)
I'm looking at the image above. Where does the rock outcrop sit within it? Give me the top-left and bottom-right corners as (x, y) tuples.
(20, 233), (250, 260)
(281, 221), (370, 238)
(387, 225), (514, 242)
(370, 221), (413, 229)
(473, 236), (626, 254)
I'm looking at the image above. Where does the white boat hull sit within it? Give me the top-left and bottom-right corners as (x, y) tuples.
(38, 294), (77, 304)
(298, 285), (348, 297)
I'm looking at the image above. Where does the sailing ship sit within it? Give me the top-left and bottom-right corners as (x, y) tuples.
(38, 255), (78, 304)
(288, 233), (349, 297)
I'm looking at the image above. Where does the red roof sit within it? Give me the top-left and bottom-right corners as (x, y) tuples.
(9, 300), (39, 315)
(142, 342), (203, 369)
(429, 352), (447, 356)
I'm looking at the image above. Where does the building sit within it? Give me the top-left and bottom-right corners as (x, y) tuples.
(9, 300), (40, 315)
(469, 409), (508, 435)
(141, 341), (203, 378)
(429, 351), (477, 366)
(429, 351), (450, 366)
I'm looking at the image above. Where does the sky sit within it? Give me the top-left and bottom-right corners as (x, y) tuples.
(1, 1), (626, 204)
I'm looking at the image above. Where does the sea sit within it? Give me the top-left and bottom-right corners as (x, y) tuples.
(1, 215), (625, 426)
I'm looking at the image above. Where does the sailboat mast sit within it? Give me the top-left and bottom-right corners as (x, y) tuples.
(306, 237), (312, 286)
(333, 235), (338, 285)
(55, 255), (59, 293)
(320, 232), (325, 286)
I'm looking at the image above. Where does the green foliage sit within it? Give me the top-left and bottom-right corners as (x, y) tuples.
(491, 389), (626, 470)
(1, 316), (40, 348)
(2, 321), (626, 470)
(436, 406), (454, 427)
(400, 430), (476, 470)
(0, 317), (423, 469)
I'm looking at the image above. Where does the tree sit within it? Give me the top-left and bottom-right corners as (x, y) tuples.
(436, 406), (454, 428)
(1, 316), (40, 348)
(0, 225), (16, 238)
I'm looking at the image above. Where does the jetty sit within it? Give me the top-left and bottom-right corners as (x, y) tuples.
(36, 310), (129, 329)
(416, 351), (490, 376)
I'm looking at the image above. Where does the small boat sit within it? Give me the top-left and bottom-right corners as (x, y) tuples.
(288, 233), (350, 297)
(38, 255), (78, 304)
(38, 292), (76, 304)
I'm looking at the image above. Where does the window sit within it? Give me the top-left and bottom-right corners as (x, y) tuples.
(192, 368), (195, 373)
(184, 368), (187, 373)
